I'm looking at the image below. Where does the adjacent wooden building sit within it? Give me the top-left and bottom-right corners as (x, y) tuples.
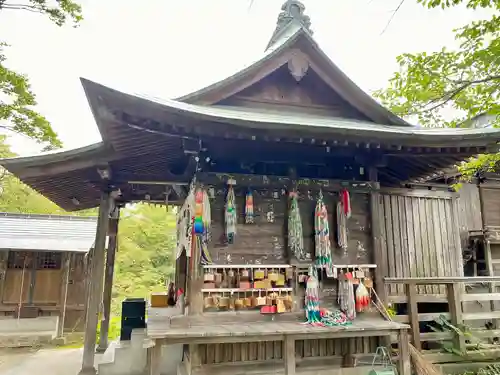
(0, 212), (96, 336)
(1, 1), (500, 374)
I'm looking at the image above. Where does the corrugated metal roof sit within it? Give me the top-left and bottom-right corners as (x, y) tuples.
(0, 213), (97, 252)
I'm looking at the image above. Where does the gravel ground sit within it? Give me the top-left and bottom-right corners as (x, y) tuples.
(0, 348), (102, 375)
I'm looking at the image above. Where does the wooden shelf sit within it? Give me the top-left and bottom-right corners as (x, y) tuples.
(201, 288), (293, 293)
(202, 264), (292, 269)
(296, 264), (378, 269)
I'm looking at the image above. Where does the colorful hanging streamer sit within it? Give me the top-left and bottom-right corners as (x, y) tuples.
(288, 191), (305, 260)
(304, 265), (321, 325)
(341, 189), (351, 219)
(193, 189), (204, 235)
(337, 201), (348, 254)
(225, 185), (237, 244)
(314, 191), (335, 277)
(245, 190), (254, 224)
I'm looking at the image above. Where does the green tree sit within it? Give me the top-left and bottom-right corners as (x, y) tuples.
(374, 0), (500, 179)
(112, 204), (177, 313)
(0, 0), (83, 150)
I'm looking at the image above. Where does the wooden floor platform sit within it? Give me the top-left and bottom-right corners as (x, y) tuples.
(148, 314), (406, 343)
(146, 313), (411, 375)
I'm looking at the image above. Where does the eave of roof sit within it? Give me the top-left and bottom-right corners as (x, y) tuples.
(176, 21), (411, 127)
(80, 78), (500, 148)
(0, 212), (97, 252)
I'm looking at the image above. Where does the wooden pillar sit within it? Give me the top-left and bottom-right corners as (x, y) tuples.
(57, 252), (71, 337)
(0, 251), (7, 303)
(369, 167), (391, 349)
(79, 191), (111, 375)
(447, 282), (466, 353)
(368, 167), (387, 304)
(28, 252), (37, 305)
(147, 340), (162, 375)
(97, 206), (120, 353)
(477, 181), (498, 327)
(283, 335), (296, 375)
(405, 282), (420, 350)
(398, 328), (411, 375)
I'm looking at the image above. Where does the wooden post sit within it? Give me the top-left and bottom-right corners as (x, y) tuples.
(369, 166), (390, 349)
(79, 191), (111, 375)
(28, 252), (37, 305)
(97, 206), (120, 353)
(343, 338), (356, 367)
(405, 282), (421, 350)
(398, 328), (411, 375)
(477, 182), (498, 328)
(147, 340), (162, 375)
(0, 251), (7, 303)
(57, 252), (71, 337)
(283, 335), (296, 375)
(368, 167), (387, 303)
(447, 282), (466, 353)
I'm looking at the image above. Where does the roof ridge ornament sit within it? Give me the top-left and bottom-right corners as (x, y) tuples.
(266, 0), (313, 51)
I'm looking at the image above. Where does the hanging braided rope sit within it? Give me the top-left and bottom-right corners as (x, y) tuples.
(315, 191), (334, 277)
(337, 201), (348, 257)
(225, 185), (237, 244)
(288, 191), (305, 260)
(245, 190), (254, 224)
(304, 265), (321, 325)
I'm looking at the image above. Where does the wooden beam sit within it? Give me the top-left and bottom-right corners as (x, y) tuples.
(198, 172), (379, 192)
(385, 276), (500, 284)
(79, 191), (111, 375)
(97, 206), (120, 353)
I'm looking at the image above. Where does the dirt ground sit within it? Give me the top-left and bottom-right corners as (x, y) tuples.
(0, 347), (102, 375)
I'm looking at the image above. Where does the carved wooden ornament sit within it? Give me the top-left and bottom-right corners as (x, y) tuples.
(288, 50), (309, 82)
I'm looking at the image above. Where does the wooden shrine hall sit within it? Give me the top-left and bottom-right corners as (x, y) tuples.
(2, 1), (500, 375)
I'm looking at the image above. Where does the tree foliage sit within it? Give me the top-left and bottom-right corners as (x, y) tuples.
(112, 204), (176, 314)
(0, 0), (83, 150)
(374, 0), (500, 179)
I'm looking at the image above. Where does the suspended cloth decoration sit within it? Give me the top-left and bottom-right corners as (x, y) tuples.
(194, 188), (213, 265)
(337, 200), (348, 256)
(245, 190), (254, 224)
(319, 308), (352, 326)
(338, 274), (356, 320)
(288, 191), (306, 260)
(355, 282), (370, 313)
(176, 188), (195, 259)
(302, 264), (352, 327)
(304, 265), (321, 325)
(225, 184), (237, 244)
(341, 189), (351, 218)
(314, 191), (335, 278)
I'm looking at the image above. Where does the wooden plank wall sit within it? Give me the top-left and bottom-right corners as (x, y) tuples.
(0, 252), (86, 330)
(201, 188), (376, 361)
(479, 184), (500, 227)
(378, 193), (463, 298)
(207, 189), (373, 265)
(456, 183), (482, 247)
(197, 337), (377, 365)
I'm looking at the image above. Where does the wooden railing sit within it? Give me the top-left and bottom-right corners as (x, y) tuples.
(384, 276), (500, 362)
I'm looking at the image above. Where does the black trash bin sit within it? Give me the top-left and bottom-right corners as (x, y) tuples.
(120, 297), (146, 341)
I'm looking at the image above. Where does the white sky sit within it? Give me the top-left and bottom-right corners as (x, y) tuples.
(0, 0), (492, 155)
